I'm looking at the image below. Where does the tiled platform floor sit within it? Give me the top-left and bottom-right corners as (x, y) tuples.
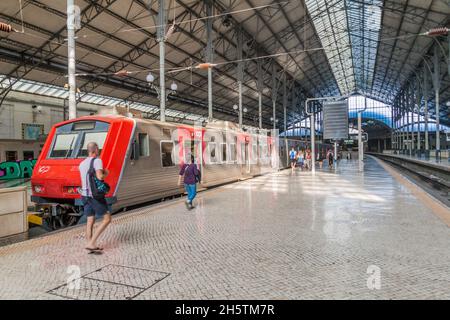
(0, 157), (449, 299)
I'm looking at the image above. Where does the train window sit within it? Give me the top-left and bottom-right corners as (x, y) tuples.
(209, 142), (217, 163)
(138, 133), (149, 157)
(77, 132), (108, 158)
(221, 143), (227, 162)
(49, 133), (78, 158)
(161, 141), (174, 167)
(229, 144), (236, 162)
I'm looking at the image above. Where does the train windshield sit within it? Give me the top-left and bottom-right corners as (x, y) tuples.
(48, 121), (110, 159)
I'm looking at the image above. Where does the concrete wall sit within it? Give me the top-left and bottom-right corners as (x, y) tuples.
(0, 140), (42, 163)
(0, 91), (99, 140)
(0, 91), (104, 162)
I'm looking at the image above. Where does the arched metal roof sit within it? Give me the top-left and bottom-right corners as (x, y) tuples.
(0, 0), (448, 127)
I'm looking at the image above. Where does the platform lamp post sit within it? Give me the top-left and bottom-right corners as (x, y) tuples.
(233, 104), (247, 126)
(146, 73), (177, 118)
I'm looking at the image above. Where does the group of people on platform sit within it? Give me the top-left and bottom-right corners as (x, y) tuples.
(289, 146), (335, 172)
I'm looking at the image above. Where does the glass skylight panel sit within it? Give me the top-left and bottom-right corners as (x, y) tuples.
(305, 0), (382, 96)
(347, 0), (382, 93)
(305, 0), (355, 95)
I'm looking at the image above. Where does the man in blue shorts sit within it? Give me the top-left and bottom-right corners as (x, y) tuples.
(79, 142), (111, 253)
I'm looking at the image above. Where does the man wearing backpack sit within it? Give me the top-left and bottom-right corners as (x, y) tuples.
(178, 154), (200, 210)
(79, 142), (111, 253)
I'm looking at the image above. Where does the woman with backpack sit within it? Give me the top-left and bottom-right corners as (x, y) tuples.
(178, 154), (200, 210)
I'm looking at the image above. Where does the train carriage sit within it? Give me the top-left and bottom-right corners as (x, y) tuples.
(31, 114), (297, 229)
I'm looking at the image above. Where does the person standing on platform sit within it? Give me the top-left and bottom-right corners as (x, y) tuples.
(79, 142), (111, 254)
(305, 148), (312, 170)
(178, 155), (200, 210)
(327, 149), (334, 169)
(289, 147), (297, 172)
(317, 148), (325, 169)
(297, 148), (304, 170)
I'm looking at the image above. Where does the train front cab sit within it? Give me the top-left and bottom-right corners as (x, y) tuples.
(31, 115), (134, 228)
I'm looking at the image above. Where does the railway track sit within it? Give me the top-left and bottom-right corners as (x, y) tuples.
(369, 153), (450, 207)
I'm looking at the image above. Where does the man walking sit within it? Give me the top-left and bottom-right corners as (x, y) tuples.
(79, 142), (111, 253)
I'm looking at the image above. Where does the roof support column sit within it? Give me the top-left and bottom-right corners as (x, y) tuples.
(405, 84), (413, 155)
(423, 65), (429, 151)
(283, 73), (287, 134)
(157, 0), (166, 122)
(391, 103), (394, 150)
(237, 27), (244, 129)
(416, 79), (421, 152)
(205, 0), (214, 121)
(401, 93), (405, 151)
(432, 45), (440, 156)
(67, 0), (77, 120)
(271, 64), (277, 130)
(409, 85), (414, 155)
(256, 55), (263, 129)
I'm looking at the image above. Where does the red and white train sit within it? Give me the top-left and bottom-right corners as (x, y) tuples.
(31, 114), (304, 229)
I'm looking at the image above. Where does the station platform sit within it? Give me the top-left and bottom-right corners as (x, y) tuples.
(383, 153), (450, 170)
(0, 157), (449, 300)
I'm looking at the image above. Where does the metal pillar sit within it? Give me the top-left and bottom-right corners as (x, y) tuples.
(406, 88), (411, 155)
(416, 79), (421, 152)
(237, 28), (243, 129)
(311, 111), (315, 173)
(205, 0), (214, 121)
(67, 0), (77, 120)
(271, 64), (277, 130)
(423, 64), (429, 151)
(257, 57), (263, 129)
(283, 74), (287, 134)
(158, 0), (166, 122)
(358, 97), (364, 171)
(432, 45), (440, 156)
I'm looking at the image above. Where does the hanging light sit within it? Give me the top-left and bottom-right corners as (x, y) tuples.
(233, 104), (238, 110)
(146, 73), (155, 83)
(243, 107), (248, 113)
(170, 82), (178, 91)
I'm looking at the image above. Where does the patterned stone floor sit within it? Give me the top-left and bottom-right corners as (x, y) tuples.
(0, 156), (449, 300)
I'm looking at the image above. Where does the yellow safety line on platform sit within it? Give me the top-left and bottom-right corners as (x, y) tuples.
(372, 156), (450, 228)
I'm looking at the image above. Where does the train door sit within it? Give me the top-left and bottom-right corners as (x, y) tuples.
(245, 140), (250, 174)
(193, 129), (203, 179)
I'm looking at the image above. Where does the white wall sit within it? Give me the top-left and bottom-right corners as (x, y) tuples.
(0, 91), (100, 140)
(0, 91), (106, 162)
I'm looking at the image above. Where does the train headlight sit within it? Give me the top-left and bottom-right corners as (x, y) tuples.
(64, 186), (80, 194)
(33, 185), (44, 193)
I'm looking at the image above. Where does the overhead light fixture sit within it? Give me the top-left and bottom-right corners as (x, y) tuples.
(146, 73), (155, 83)
(233, 104), (238, 111)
